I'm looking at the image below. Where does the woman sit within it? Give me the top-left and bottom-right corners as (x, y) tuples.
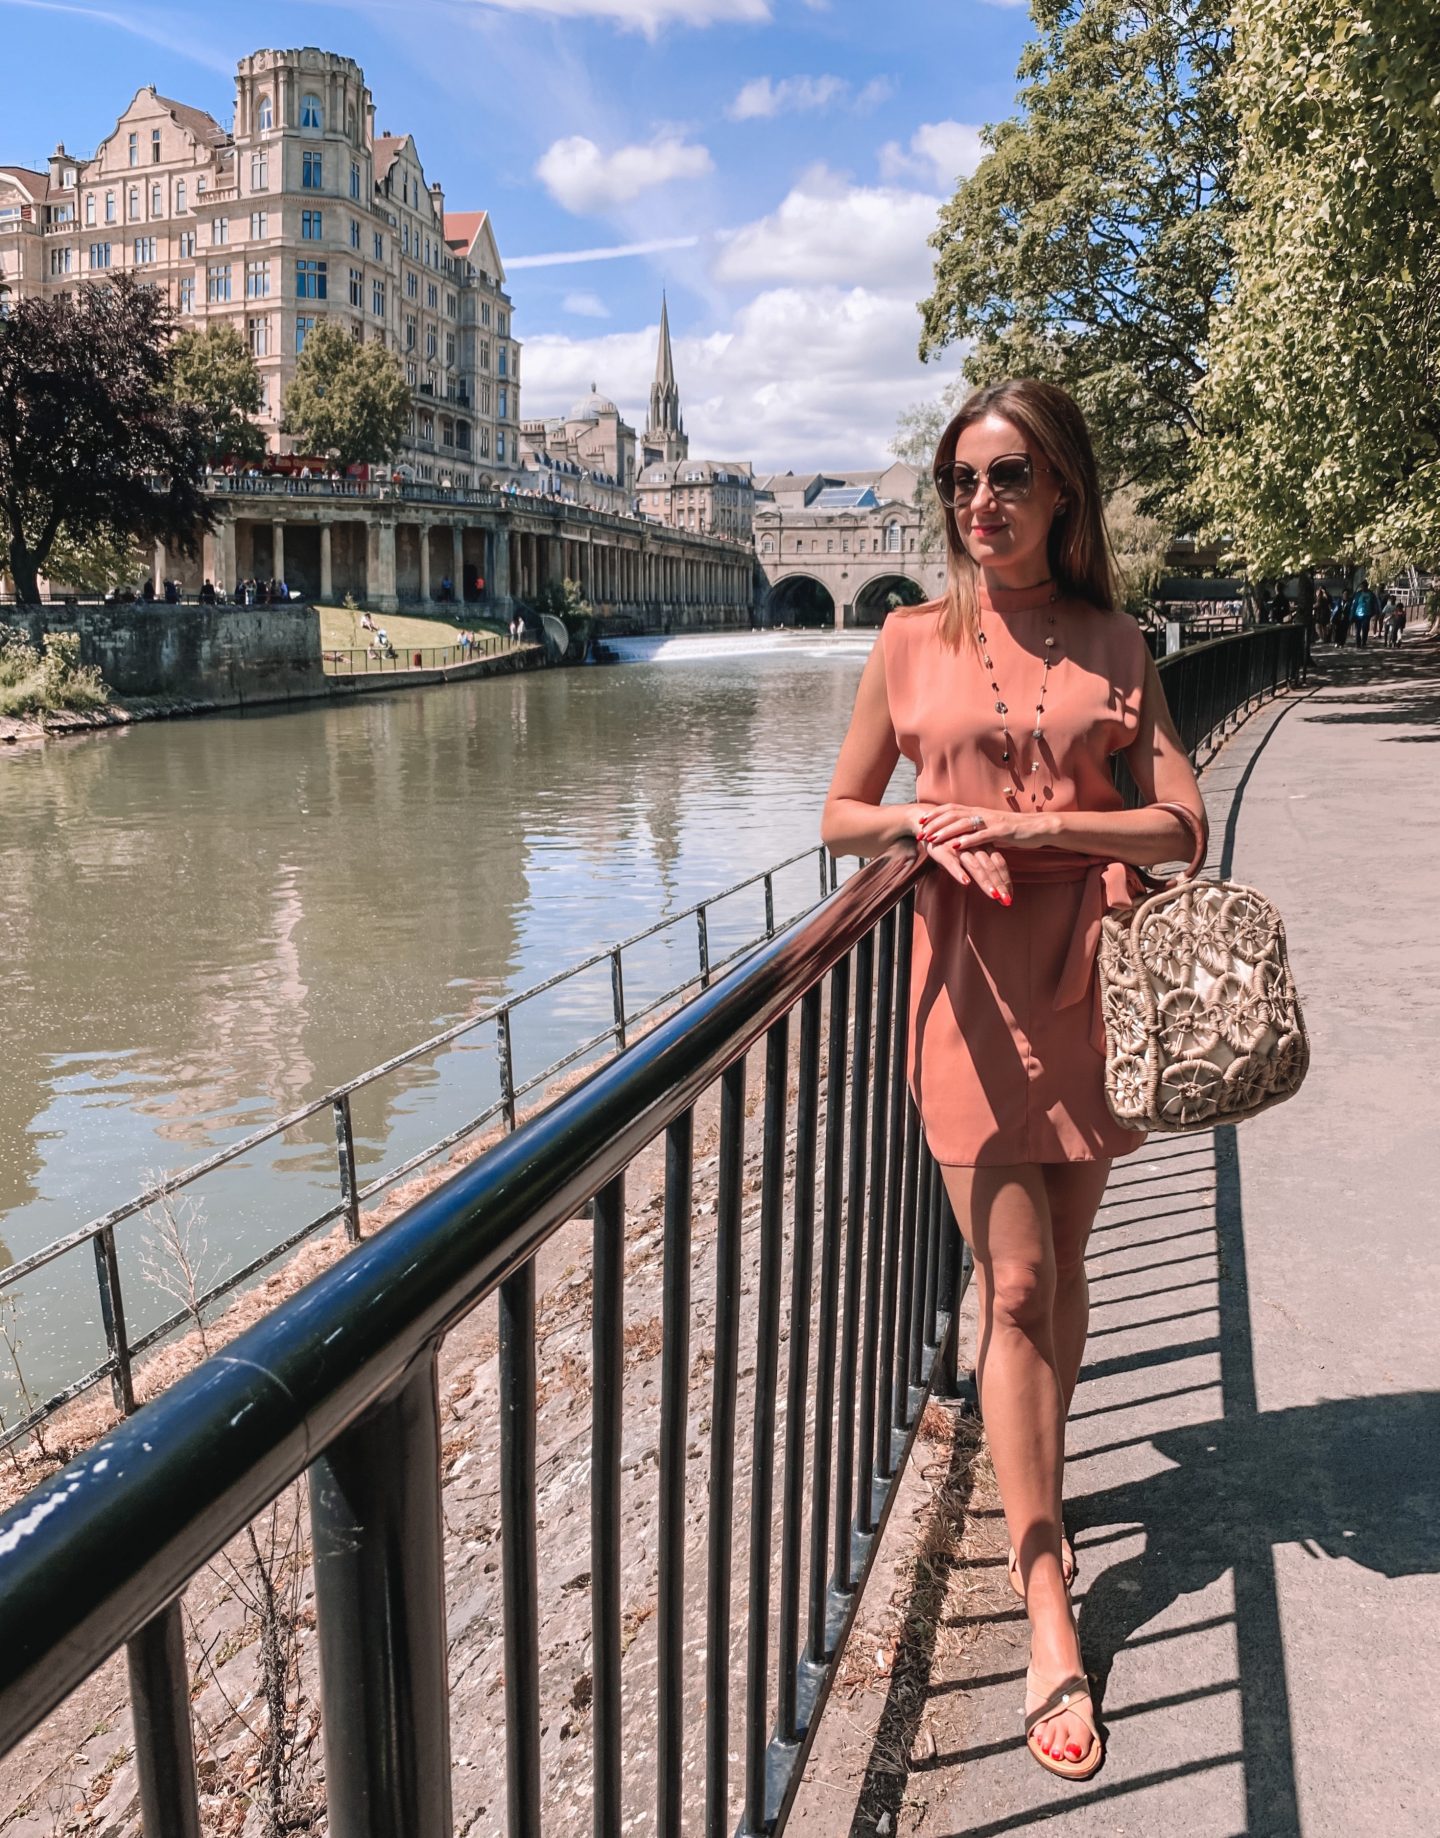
(820, 378), (1206, 1780)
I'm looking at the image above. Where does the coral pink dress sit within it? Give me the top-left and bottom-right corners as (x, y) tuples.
(881, 582), (1151, 1165)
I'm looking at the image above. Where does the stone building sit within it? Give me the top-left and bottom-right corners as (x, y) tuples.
(752, 461), (944, 627)
(635, 459), (755, 541)
(641, 292), (687, 467)
(518, 386), (637, 496)
(0, 46), (521, 487)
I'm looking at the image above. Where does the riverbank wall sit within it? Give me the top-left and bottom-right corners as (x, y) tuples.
(13, 602), (325, 703)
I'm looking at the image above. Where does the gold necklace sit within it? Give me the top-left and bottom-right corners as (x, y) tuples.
(978, 587), (1061, 808)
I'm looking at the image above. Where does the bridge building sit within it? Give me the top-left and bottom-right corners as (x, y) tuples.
(753, 461), (945, 627)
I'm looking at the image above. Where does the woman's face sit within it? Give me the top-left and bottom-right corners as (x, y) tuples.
(947, 413), (1067, 574)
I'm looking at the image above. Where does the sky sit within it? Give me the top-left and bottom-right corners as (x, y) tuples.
(0, 0), (1039, 473)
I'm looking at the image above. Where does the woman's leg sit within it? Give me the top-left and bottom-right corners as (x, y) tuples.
(938, 1163), (1093, 1763)
(1043, 1161), (1112, 1419)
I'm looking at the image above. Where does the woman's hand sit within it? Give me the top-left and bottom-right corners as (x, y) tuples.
(913, 805), (1057, 904)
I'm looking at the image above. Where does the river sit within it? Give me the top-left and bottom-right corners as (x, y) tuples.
(0, 631), (916, 1414)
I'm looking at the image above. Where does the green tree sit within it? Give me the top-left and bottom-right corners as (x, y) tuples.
(1196, 3), (1440, 573)
(0, 277), (210, 605)
(890, 377), (966, 559)
(169, 323), (265, 466)
(919, 0), (1237, 526)
(283, 321), (410, 467)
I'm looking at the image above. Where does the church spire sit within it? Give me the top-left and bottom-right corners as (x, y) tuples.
(645, 292), (688, 464)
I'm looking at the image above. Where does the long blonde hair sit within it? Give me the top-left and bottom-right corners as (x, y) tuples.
(925, 378), (1121, 651)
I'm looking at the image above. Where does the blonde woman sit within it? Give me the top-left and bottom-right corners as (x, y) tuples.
(821, 379), (1206, 1779)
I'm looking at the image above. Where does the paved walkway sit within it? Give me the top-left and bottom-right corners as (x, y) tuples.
(792, 635), (1440, 1837)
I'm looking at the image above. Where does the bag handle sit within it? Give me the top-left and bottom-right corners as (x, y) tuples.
(1133, 800), (1208, 893)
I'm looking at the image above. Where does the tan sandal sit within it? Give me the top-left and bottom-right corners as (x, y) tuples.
(1023, 1670), (1103, 1780)
(1007, 1533), (1077, 1599)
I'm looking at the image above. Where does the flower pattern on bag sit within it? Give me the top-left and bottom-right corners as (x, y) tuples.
(1222, 1053), (1269, 1113)
(1209, 972), (1269, 1052)
(1103, 984), (1149, 1055)
(1158, 986), (1221, 1058)
(1220, 889), (1279, 963)
(1110, 1055), (1150, 1116)
(1138, 913), (1191, 985)
(1271, 1030), (1306, 1090)
(1188, 898), (1233, 976)
(1159, 1058), (1225, 1124)
(1254, 959), (1292, 1028)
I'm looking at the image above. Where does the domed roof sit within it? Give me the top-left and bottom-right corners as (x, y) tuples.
(569, 381), (618, 421)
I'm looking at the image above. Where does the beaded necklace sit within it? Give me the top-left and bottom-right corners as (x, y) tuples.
(977, 580), (1061, 809)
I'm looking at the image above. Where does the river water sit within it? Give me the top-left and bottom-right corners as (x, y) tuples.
(0, 632), (916, 1413)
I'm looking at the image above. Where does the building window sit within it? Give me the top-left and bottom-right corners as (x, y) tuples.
(479, 425), (490, 458)
(405, 360), (417, 386)
(250, 152), (267, 191)
(295, 315), (316, 353)
(301, 93), (323, 130)
(151, 183), (163, 216)
(885, 522), (901, 552)
(425, 327), (437, 359)
(351, 319), (364, 342)
(211, 216), (228, 246)
(440, 418), (453, 448)
(196, 176), (206, 195)
(373, 230), (383, 261)
(245, 315), (268, 358)
(104, 191), (115, 224)
(445, 331), (455, 366)
(176, 179), (186, 214)
(371, 278), (385, 316)
(404, 315), (416, 349)
(498, 311), (508, 336)
(403, 225), (410, 255)
(456, 422), (471, 451)
(152, 128), (162, 163)
(178, 275), (195, 313)
(88, 243), (112, 270)
(133, 236), (156, 265)
(406, 270), (418, 299)
(498, 386), (508, 420)
(206, 262), (232, 303)
(350, 161), (360, 201)
(498, 345), (508, 378)
(481, 300), (491, 327)
(250, 210), (267, 239)
(497, 430), (505, 462)
(419, 413), (434, 441)
(445, 292), (457, 318)
(179, 229), (197, 258)
(258, 94), (273, 132)
(128, 132), (138, 167)
(302, 151), (323, 190)
(350, 217), (361, 250)
(245, 259), (270, 298)
(296, 259), (326, 300)
(479, 338), (489, 370)
(301, 209), (322, 240)
(128, 185), (139, 220)
(426, 280), (437, 309)
(85, 193), (95, 225)
(49, 247), (73, 276)
(349, 267), (362, 307)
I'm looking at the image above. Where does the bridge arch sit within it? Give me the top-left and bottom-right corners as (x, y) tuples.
(853, 573), (928, 628)
(763, 573), (835, 629)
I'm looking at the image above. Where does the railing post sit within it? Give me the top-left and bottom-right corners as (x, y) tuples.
(697, 903), (712, 990)
(610, 944), (628, 1051)
(310, 1349), (453, 1838)
(499, 1265), (542, 1837)
(127, 1600), (201, 1838)
(496, 1005), (518, 1130)
(332, 1094), (362, 1243)
(92, 1223), (135, 1415)
(764, 871), (775, 937)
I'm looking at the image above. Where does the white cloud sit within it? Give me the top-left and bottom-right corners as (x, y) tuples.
(563, 290), (610, 316)
(726, 72), (894, 120)
(509, 235), (701, 269)
(536, 132), (715, 214)
(878, 121), (986, 191)
(727, 74), (847, 120)
(460, 0), (770, 31)
(712, 165), (942, 292)
(519, 284), (966, 473)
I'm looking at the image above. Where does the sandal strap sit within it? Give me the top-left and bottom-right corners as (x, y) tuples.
(1024, 1676), (1099, 1743)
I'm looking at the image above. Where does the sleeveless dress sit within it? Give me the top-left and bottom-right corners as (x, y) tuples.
(880, 583), (1151, 1166)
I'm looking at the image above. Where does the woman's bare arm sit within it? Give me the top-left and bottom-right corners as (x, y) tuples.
(819, 638), (923, 858)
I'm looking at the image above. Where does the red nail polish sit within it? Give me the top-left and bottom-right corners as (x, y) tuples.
(1002, 894), (1013, 906)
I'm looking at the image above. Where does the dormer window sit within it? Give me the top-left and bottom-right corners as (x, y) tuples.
(301, 93), (323, 130)
(257, 95), (273, 132)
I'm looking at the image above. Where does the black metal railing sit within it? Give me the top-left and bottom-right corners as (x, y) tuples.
(0, 623), (1306, 1835)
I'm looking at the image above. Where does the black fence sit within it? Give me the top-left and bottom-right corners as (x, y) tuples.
(0, 623), (1306, 1836)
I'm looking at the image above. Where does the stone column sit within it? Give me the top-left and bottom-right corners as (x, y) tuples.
(452, 524), (464, 599)
(153, 540), (167, 590)
(491, 525), (510, 602)
(419, 524), (432, 604)
(272, 521), (285, 587)
(320, 524), (334, 603)
(218, 516), (237, 594)
(367, 519), (399, 613)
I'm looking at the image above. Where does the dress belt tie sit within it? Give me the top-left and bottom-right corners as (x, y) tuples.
(1052, 859), (1136, 1052)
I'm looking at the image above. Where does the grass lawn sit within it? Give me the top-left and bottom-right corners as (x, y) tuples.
(316, 604), (509, 653)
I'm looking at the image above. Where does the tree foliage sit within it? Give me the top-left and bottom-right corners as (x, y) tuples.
(919, 0), (1236, 526)
(169, 323), (266, 467)
(1196, 4), (1440, 572)
(0, 277), (211, 605)
(283, 321), (410, 467)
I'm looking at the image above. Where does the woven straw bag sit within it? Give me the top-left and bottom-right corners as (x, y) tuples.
(1099, 802), (1310, 1134)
